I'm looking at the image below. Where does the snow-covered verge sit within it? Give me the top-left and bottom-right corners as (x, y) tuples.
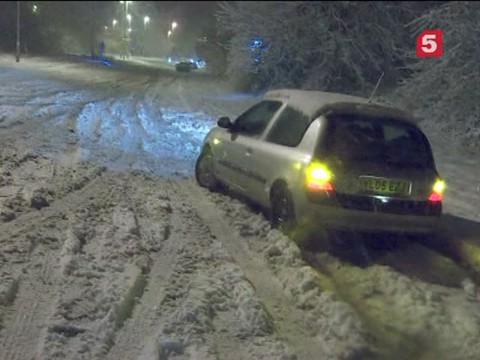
(0, 54), (479, 360)
(204, 188), (480, 360)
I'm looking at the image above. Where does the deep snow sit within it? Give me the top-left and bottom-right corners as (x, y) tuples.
(0, 53), (479, 360)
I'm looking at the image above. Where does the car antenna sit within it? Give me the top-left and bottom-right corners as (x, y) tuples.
(367, 71), (385, 103)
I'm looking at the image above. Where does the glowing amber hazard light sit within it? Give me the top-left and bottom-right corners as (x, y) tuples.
(306, 162), (334, 191)
(428, 179), (445, 202)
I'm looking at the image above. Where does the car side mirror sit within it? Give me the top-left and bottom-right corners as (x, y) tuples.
(217, 116), (233, 129)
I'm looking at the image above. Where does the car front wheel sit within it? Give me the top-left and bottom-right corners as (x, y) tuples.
(195, 148), (220, 191)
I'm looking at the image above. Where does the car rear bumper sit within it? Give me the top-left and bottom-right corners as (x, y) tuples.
(301, 206), (440, 234)
(296, 192), (442, 235)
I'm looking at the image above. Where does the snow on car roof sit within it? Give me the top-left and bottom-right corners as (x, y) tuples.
(264, 89), (368, 117)
(264, 89), (415, 122)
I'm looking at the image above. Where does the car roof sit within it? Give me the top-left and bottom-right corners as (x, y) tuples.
(263, 89), (416, 123)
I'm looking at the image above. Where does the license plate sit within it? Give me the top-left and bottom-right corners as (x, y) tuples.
(359, 176), (411, 196)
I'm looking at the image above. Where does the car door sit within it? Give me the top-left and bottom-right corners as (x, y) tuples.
(248, 106), (313, 204)
(219, 100), (282, 195)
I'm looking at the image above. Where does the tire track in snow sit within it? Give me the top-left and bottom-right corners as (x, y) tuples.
(0, 173), (113, 360)
(193, 181), (480, 360)
(0, 249), (60, 360)
(0, 153), (106, 226)
(0, 168), (107, 242)
(105, 179), (192, 359)
(106, 177), (297, 359)
(303, 244), (480, 359)
(178, 178), (329, 360)
(35, 174), (164, 359)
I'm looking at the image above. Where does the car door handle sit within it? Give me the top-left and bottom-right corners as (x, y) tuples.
(246, 148), (253, 156)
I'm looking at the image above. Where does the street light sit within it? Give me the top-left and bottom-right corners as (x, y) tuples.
(144, 16), (150, 29)
(123, 1), (132, 16)
(16, 1), (20, 62)
(120, 0), (132, 59)
(172, 21), (177, 31)
(167, 30), (172, 38)
(112, 19), (117, 28)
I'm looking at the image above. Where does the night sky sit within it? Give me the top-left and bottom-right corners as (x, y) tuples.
(153, 1), (218, 34)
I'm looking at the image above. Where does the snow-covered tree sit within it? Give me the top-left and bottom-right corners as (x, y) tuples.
(216, 1), (413, 95)
(395, 1), (480, 152)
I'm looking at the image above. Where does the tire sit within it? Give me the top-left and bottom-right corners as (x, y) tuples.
(195, 148), (220, 191)
(270, 184), (296, 234)
(326, 229), (350, 256)
(270, 184), (317, 248)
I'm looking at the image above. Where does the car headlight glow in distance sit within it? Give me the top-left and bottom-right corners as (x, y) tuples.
(305, 162), (334, 191)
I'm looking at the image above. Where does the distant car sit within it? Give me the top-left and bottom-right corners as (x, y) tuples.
(175, 61), (197, 72)
(195, 89), (445, 240)
(189, 61), (199, 70)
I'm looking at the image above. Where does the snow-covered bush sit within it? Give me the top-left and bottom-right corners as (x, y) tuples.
(394, 2), (480, 152)
(216, 1), (412, 95)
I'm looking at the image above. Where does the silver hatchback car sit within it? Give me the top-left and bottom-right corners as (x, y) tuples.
(195, 89), (445, 238)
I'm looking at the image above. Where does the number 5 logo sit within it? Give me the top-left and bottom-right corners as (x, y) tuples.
(416, 29), (443, 57)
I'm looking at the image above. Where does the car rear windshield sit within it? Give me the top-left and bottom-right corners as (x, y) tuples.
(319, 113), (435, 169)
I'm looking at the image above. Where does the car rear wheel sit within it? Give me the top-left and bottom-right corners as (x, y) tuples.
(195, 148), (220, 191)
(270, 184), (296, 234)
(270, 184), (317, 248)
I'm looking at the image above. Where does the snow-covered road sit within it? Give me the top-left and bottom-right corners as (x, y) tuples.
(0, 54), (479, 360)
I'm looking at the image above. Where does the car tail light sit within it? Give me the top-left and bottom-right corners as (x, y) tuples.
(428, 178), (445, 202)
(305, 162), (334, 191)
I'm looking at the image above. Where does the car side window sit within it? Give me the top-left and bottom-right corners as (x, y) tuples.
(266, 106), (311, 147)
(233, 100), (282, 137)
